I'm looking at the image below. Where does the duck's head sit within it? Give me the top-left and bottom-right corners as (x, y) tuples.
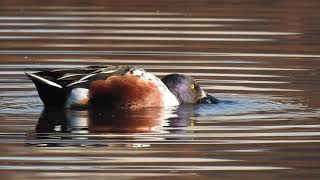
(162, 74), (219, 104)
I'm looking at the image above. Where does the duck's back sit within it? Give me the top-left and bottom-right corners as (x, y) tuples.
(26, 65), (179, 109)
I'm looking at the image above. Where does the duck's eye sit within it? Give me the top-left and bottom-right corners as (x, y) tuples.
(191, 84), (195, 89)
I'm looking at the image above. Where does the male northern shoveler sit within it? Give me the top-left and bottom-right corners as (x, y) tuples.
(26, 65), (219, 109)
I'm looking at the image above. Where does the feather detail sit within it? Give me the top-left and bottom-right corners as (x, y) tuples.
(25, 72), (62, 88)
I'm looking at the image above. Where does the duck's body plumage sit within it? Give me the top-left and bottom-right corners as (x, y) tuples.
(26, 65), (180, 109)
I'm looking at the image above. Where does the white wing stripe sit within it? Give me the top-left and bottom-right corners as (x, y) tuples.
(26, 73), (62, 88)
(57, 73), (86, 80)
(78, 73), (97, 81)
(67, 80), (88, 87)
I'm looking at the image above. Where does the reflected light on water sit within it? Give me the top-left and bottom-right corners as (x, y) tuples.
(0, 1), (320, 179)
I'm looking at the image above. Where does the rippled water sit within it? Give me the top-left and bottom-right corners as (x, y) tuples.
(0, 1), (320, 179)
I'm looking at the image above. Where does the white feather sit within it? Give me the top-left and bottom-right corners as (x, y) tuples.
(65, 88), (89, 108)
(78, 73), (97, 81)
(57, 73), (85, 80)
(26, 73), (62, 88)
(66, 80), (88, 87)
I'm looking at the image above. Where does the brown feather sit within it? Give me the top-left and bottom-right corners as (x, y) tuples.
(89, 75), (163, 109)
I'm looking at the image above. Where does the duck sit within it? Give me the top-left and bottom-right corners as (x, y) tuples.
(26, 65), (219, 109)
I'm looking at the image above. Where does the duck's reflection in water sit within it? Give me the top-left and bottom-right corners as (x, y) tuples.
(33, 105), (196, 147)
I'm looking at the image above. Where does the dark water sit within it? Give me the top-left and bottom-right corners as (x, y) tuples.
(0, 0), (320, 179)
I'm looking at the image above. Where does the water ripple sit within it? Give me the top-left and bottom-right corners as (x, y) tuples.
(0, 1), (319, 179)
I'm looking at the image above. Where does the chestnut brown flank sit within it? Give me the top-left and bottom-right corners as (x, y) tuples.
(89, 75), (163, 109)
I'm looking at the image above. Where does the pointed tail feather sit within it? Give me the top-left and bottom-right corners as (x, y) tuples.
(26, 72), (68, 106)
(25, 72), (62, 88)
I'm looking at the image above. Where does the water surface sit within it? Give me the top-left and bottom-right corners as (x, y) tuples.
(0, 0), (320, 179)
